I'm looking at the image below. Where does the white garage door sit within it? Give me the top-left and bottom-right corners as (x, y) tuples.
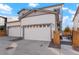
(24, 24), (51, 41)
(8, 26), (23, 37)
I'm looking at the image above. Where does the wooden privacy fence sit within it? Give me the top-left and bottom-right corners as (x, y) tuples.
(0, 30), (6, 36)
(72, 30), (79, 50)
(64, 31), (72, 36)
(53, 31), (60, 48)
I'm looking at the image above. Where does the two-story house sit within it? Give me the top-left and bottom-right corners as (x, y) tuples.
(7, 4), (63, 41)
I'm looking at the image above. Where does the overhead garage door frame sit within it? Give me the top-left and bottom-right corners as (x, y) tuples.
(23, 24), (52, 41)
(7, 25), (23, 37)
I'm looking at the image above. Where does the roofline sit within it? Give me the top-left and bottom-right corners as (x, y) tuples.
(17, 4), (64, 14)
(37, 3), (64, 10)
(73, 6), (79, 21)
(17, 8), (29, 14)
(0, 16), (7, 19)
(7, 25), (21, 27)
(7, 20), (19, 23)
(19, 9), (57, 20)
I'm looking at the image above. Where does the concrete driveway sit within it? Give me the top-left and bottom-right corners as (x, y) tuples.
(0, 36), (18, 55)
(14, 40), (60, 55)
(61, 37), (79, 55)
(0, 36), (60, 55)
(0, 36), (79, 55)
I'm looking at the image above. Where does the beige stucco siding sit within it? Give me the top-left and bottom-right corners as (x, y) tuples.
(7, 22), (20, 27)
(21, 14), (56, 26)
(73, 14), (79, 31)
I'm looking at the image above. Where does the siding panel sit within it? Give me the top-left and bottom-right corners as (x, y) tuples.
(21, 14), (55, 26)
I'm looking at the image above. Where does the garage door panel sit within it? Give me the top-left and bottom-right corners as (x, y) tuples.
(8, 27), (23, 37)
(24, 25), (51, 41)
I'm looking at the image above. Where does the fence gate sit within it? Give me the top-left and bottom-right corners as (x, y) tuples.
(72, 31), (79, 51)
(53, 30), (61, 48)
(0, 31), (6, 36)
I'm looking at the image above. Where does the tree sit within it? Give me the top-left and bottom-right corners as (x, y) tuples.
(64, 27), (71, 32)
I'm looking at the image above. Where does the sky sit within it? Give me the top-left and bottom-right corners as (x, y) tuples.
(62, 3), (79, 30)
(0, 3), (79, 30)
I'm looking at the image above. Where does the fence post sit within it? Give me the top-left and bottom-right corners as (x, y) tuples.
(53, 30), (60, 48)
(72, 30), (79, 51)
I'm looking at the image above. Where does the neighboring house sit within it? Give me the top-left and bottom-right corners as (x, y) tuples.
(7, 4), (63, 41)
(72, 6), (79, 48)
(0, 16), (7, 26)
(0, 16), (7, 36)
(73, 6), (79, 31)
